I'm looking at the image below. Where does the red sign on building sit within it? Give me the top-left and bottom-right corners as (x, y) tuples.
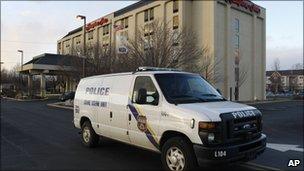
(86, 17), (109, 31)
(225, 0), (261, 14)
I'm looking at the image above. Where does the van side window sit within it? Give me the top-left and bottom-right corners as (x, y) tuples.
(132, 76), (159, 105)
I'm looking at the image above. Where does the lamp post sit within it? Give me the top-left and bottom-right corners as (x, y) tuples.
(76, 15), (86, 78)
(17, 50), (24, 95)
(17, 50), (24, 71)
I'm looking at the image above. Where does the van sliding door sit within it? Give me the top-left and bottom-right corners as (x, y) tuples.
(108, 75), (133, 143)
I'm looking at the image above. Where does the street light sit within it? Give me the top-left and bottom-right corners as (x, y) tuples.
(17, 50), (24, 71)
(76, 15), (86, 78)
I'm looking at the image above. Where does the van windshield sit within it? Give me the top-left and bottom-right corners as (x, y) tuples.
(154, 73), (225, 104)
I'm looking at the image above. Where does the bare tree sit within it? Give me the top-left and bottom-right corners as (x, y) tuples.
(86, 42), (117, 75)
(125, 20), (202, 72)
(234, 51), (249, 101)
(1, 65), (27, 97)
(291, 63), (303, 70)
(58, 42), (117, 88)
(191, 48), (223, 84)
(272, 58), (280, 71)
(1, 68), (10, 83)
(56, 20), (226, 93)
(270, 58), (282, 94)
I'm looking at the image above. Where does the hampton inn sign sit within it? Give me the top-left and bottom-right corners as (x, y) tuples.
(225, 0), (261, 14)
(86, 17), (109, 31)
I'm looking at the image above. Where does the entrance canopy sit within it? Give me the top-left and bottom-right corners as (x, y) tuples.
(18, 53), (77, 97)
(18, 53), (75, 75)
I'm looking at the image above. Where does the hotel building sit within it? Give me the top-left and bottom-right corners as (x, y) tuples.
(57, 0), (266, 101)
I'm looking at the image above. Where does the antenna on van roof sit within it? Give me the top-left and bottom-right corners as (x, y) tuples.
(134, 67), (181, 73)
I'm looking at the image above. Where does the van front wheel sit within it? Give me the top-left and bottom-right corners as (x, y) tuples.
(161, 137), (197, 171)
(81, 121), (99, 147)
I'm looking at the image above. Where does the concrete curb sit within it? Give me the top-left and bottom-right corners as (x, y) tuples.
(47, 102), (73, 110)
(244, 99), (302, 105)
(2, 97), (49, 102)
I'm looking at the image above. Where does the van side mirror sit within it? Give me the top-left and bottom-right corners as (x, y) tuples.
(136, 88), (147, 104)
(216, 88), (222, 95)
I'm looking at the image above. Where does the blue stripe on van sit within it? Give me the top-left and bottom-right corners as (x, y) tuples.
(128, 104), (159, 149)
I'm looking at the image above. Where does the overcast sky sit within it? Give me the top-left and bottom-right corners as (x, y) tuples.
(1, 1), (303, 70)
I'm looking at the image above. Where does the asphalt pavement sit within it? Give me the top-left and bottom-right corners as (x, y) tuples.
(251, 101), (303, 171)
(1, 98), (303, 170)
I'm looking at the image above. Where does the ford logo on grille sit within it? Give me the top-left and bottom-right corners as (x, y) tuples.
(243, 124), (251, 129)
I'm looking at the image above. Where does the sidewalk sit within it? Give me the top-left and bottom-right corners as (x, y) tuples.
(243, 99), (298, 105)
(47, 101), (73, 110)
(2, 96), (48, 102)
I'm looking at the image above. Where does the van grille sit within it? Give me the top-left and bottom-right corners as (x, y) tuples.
(220, 111), (262, 144)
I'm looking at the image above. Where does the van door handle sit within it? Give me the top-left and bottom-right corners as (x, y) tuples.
(110, 112), (113, 118)
(128, 114), (132, 121)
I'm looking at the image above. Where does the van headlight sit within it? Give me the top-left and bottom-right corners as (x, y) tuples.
(198, 122), (218, 132)
(198, 121), (220, 145)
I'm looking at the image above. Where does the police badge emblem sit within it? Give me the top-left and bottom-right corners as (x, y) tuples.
(137, 115), (147, 132)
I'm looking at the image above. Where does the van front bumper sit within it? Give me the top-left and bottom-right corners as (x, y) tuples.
(193, 134), (266, 165)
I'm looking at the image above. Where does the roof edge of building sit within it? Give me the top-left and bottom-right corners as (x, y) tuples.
(59, 0), (155, 41)
(114, 0), (154, 17)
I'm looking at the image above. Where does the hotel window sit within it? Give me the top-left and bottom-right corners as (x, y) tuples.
(144, 38), (149, 50)
(76, 39), (81, 45)
(234, 18), (239, 33)
(234, 34), (239, 49)
(75, 36), (81, 45)
(173, 15), (179, 29)
(121, 19), (125, 29)
(150, 8), (154, 20)
(103, 25), (110, 36)
(102, 36), (109, 47)
(65, 41), (70, 47)
(144, 8), (154, 22)
(144, 24), (150, 37)
(120, 31), (128, 41)
(88, 30), (94, 40)
(173, 0), (179, 13)
(124, 18), (129, 28)
(149, 23), (154, 35)
(173, 30), (179, 46)
(144, 10), (149, 22)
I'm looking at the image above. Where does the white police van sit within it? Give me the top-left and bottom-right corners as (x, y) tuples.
(74, 67), (266, 171)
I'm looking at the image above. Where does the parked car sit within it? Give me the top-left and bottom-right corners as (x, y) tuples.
(266, 91), (275, 97)
(293, 92), (304, 100)
(73, 67), (266, 171)
(59, 91), (75, 102)
(284, 91), (294, 97)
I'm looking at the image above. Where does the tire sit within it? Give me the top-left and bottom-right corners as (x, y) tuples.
(161, 137), (198, 171)
(81, 121), (99, 147)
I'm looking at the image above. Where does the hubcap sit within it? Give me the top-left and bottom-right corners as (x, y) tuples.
(166, 147), (185, 171)
(82, 127), (91, 143)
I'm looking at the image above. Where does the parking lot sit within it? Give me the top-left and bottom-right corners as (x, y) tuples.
(1, 99), (303, 170)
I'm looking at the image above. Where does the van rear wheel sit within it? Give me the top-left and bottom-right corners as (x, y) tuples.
(161, 137), (197, 171)
(81, 121), (99, 147)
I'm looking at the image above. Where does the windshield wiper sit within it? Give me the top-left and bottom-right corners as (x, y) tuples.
(200, 93), (218, 97)
(170, 95), (208, 104)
